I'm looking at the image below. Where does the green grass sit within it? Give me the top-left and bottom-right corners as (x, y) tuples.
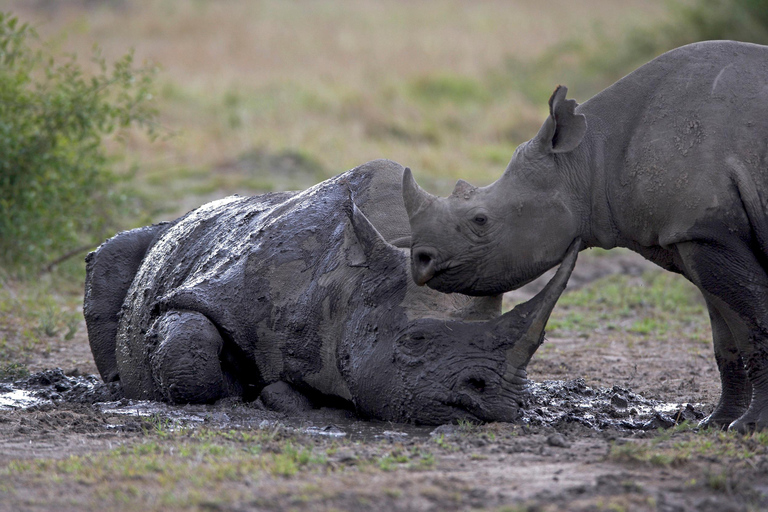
(0, 423), (446, 509)
(0, 271), (85, 379)
(2, 427), (329, 508)
(609, 424), (768, 468)
(547, 269), (709, 342)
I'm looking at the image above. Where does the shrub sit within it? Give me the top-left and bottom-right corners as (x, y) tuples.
(0, 12), (156, 273)
(497, 0), (768, 109)
(671, 0), (768, 46)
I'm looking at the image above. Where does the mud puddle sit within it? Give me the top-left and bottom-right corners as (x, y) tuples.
(96, 398), (431, 442)
(523, 378), (707, 431)
(0, 369), (709, 440)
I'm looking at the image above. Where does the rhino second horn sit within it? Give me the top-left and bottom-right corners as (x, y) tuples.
(402, 168), (437, 218)
(500, 238), (581, 374)
(451, 179), (476, 198)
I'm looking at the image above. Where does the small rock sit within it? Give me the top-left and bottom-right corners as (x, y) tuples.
(611, 393), (629, 409)
(430, 424), (458, 437)
(642, 412), (676, 430)
(546, 433), (570, 448)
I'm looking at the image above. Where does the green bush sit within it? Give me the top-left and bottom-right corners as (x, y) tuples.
(671, 0), (768, 46)
(498, 0), (768, 108)
(0, 12), (156, 273)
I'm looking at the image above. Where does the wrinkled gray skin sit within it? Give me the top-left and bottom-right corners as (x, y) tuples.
(404, 41), (768, 432)
(84, 160), (578, 425)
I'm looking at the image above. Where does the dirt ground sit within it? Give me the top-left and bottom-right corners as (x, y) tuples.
(1, 252), (767, 512)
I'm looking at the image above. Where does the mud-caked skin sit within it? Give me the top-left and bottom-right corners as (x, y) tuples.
(404, 41), (768, 432)
(84, 159), (579, 425)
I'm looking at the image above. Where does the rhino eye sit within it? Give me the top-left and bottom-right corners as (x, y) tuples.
(473, 214), (487, 226)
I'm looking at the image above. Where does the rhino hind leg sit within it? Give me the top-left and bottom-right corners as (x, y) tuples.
(84, 223), (169, 382)
(149, 310), (230, 404)
(698, 300), (752, 429)
(676, 240), (768, 432)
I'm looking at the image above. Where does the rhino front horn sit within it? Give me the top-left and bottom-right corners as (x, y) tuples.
(402, 168), (437, 218)
(497, 238), (581, 377)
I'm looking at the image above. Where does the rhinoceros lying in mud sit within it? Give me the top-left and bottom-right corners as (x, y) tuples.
(84, 160), (578, 425)
(404, 41), (768, 432)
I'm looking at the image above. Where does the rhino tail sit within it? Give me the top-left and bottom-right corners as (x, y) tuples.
(84, 222), (170, 382)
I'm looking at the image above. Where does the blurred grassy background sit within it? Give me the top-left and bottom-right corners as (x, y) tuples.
(4, 0), (664, 217)
(2, 0), (767, 377)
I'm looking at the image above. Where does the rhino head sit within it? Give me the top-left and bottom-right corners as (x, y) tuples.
(402, 86), (587, 296)
(342, 200), (579, 424)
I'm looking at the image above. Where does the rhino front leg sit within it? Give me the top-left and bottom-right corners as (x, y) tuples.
(699, 299), (752, 429)
(148, 310), (229, 404)
(676, 240), (768, 432)
(260, 381), (314, 414)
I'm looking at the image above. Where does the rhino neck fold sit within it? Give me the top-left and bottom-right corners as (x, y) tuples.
(572, 106), (630, 251)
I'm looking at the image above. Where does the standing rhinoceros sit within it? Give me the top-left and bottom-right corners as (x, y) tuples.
(84, 160), (578, 425)
(403, 41), (768, 432)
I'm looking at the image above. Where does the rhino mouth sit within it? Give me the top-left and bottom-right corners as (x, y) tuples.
(426, 268), (499, 297)
(438, 401), (484, 423)
(440, 395), (521, 424)
(420, 261), (471, 291)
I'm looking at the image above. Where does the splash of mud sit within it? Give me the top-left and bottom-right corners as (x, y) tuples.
(0, 368), (121, 408)
(0, 369), (708, 439)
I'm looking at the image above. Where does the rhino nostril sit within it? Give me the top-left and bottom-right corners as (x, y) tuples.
(417, 252), (432, 265)
(412, 248), (438, 285)
(465, 377), (486, 394)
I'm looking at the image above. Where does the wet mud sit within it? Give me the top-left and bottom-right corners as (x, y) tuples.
(0, 368), (709, 438)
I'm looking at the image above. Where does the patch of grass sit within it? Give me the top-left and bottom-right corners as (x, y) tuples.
(610, 427), (768, 468)
(1, 425), (449, 509)
(373, 445), (437, 472)
(1, 427), (337, 508)
(547, 270), (708, 341)
(0, 362), (29, 380)
(0, 273), (84, 377)
(408, 74), (490, 105)
(456, 417), (480, 433)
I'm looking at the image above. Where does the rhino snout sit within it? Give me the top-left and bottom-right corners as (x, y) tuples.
(449, 370), (522, 423)
(411, 247), (438, 286)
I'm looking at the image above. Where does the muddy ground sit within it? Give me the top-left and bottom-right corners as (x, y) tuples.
(2, 251), (767, 512)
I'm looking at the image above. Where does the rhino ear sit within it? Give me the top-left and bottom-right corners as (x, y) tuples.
(402, 167), (437, 218)
(535, 85), (586, 154)
(346, 199), (399, 267)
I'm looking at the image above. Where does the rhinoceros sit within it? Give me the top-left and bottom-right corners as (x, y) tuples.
(403, 41), (768, 432)
(84, 160), (578, 425)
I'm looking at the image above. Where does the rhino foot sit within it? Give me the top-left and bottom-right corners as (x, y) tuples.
(260, 381), (313, 414)
(699, 406), (748, 431)
(728, 405), (768, 434)
(728, 387), (768, 433)
(699, 359), (751, 430)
